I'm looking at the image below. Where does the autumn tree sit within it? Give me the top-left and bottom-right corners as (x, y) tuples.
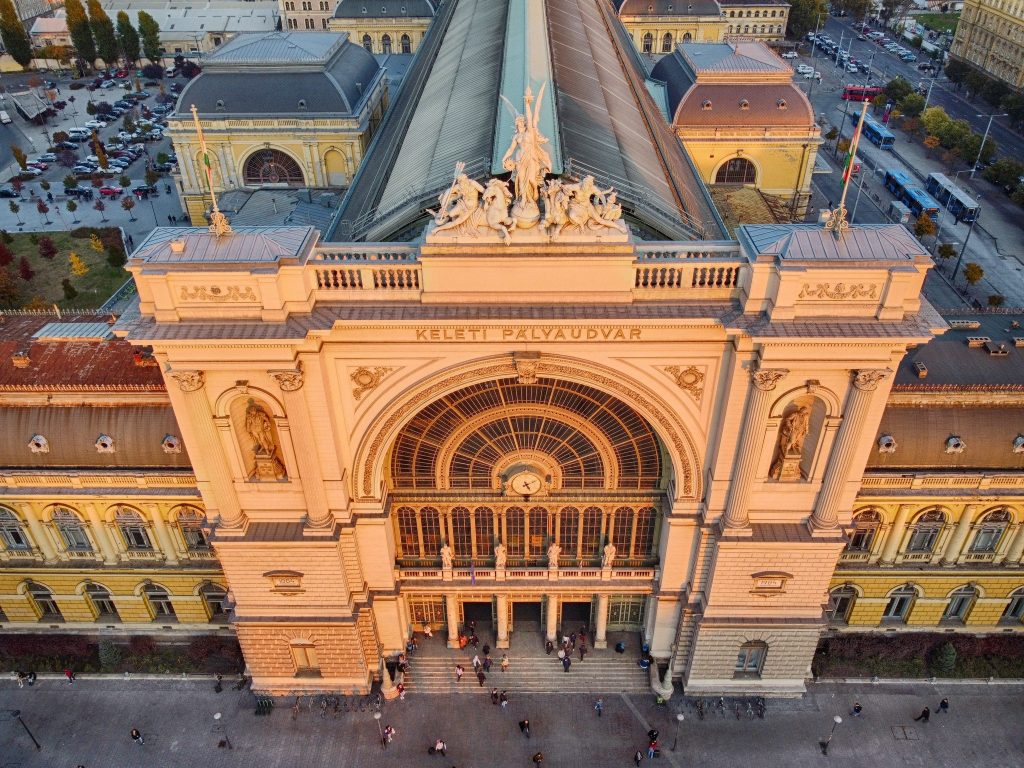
(89, 232), (104, 253)
(923, 135), (940, 157)
(964, 262), (984, 286)
(0, 242), (12, 266)
(70, 251), (90, 276)
(37, 236), (57, 260)
(87, 0), (118, 64)
(66, 0), (96, 66)
(17, 256), (34, 281)
(914, 215), (936, 240)
(36, 199), (51, 224)
(121, 195), (136, 220)
(94, 199), (107, 221)
(0, 267), (20, 307)
(0, 0), (33, 69)
(67, 200), (79, 222)
(10, 144), (26, 170)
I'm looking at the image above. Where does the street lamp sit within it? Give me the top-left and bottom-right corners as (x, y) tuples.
(820, 715), (842, 755)
(951, 205), (981, 284)
(213, 712), (232, 750)
(374, 710), (385, 750)
(672, 712), (685, 751)
(2, 709), (41, 750)
(970, 113), (1007, 178)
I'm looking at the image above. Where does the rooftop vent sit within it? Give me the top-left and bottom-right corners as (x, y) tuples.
(1013, 337), (1024, 347)
(949, 320), (981, 329)
(966, 336), (990, 348)
(739, 99), (750, 110)
(984, 340), (1009, 356)
(11, 351), (29, 368)
(777, 98), (787, 109)
(170, 239), (186, 253)
(701, 99), (712, 110)
(913, 361), (928, 378)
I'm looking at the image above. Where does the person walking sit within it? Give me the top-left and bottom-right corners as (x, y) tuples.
(483, 656), (493, 673)
(383, 724), (396, 744)
(433, 739), (447, 756)
(937, 697), (949, 714)
(130, 728), (144, 745)
(500, 690), (508, 710)
(501, 654), (510, 672)
(455, 664), (464, 683)
(26, 671), (36, 686)
(634, 749), (644, 766)
(594, 698), (603, 717)
(477, 670), (486, 687)
(482, 643), (491, 657)
(519, 719), (531, 738)
(578, 641), (587, 662)
(545, 640), (554, 655)
(850, 702), (862, 717)
(562, 654), (571, 673)
(64, 668), (76, 684)
(648, 740), (658, 759)
(532, 751), (544, 765)
(472, 654), (481, 672)
(913, 707), (930, 723)
(491, 687), (500, 705)
(570, 632), (577, 650)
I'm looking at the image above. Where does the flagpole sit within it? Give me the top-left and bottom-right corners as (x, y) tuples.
(825, 99), (869, 239)
(190, 103), (232, 237)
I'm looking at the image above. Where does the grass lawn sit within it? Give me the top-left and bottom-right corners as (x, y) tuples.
(915, 12), (960, 36)
(0, 227), (128, 309)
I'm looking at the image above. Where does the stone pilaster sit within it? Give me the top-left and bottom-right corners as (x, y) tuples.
(446, 594), (460, 648)
(810, 369), (889, 533)
(879, 504), (913, 566)
(18, 503), (57, 562)
(496, 594), (509, 649)
(722, 366), (788, 532)
(594, 593), (609, 649)
(546, 594), (559, 642)
(83, 502), (119, 565)
(1005, 522), (1024, 566)
(145, 503), (179, 566)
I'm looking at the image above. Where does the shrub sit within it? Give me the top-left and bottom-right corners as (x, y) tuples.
(38, 236), (57, 260)
(129, 635), (156, 656)
(930, 641), (957, 676)
(989, 294), (1005, 307)
(28, 232), (38, 245)
(62, 278), (78, 300)
(107, 245), (126, 268)
(0, 229), (11, 244)
(18, 256), (34, 281)
(0, 243), (12, 266)
(98, 639), (122, 670)
(187, 635), (223, 662)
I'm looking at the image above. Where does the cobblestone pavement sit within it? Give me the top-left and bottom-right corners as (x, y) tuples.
(1, 678), (1023, 767)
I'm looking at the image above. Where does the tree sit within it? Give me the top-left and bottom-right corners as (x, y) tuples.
(119, 174), (130, 190)
(982, 158), (1024, 189)
(38, 236), (57, 260)
(8, 201), (20, 224)
(880, 0), (914, 24)
(123, 113), (135, 134)
(931, 641), (957, 677)
(10, 144), (26, 170)
(86, 101), (96, 116)
(137, 11), (161, 63)
(898, 93), (926, 119)
(17, 256), (34, 281)
(0, 242), (11, 266)
(66, 0), (96, 66)
(145, 168), (159, 187)
(989, 294), (1005, 307)
(0, 267), (21, 308)
(62, 278), (78, 300)
(69, 251), (90, 276)
(0, 0), (33, 69)
(94, 199), (107, 221)
(121, 196), (136, 220)
(871, 93), (887, 114)
(36, 199), (50, 224)
(945, 58), (968, 84)
(95, 141), (109, 170)
(64, 174), (78, 190)
(90, 232), (104, 253)
(884, 77), (913, 104)
(923, 134), (940, 157)
(87, 0), (118, 64)
(116, 11), (140, 64)
(1003, 93), (1024, 130)
(914, 215), (936, 239)
(67, 200), (79, 222)
(786, 0), (828, 40)
(936, 243), (956, 261)
(106, 244), (125, 267)
(963, 262), (984, 286)
(921, 106), (951, 137)
(901, 116), (920, 136)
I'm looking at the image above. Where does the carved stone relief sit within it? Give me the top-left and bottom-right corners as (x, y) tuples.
(351, 366), (395, 402)
(664, 365), (705, 402)
(168, 370), (205, 392)
(270, 367), (304, 392)
(798, 283), (878, 300)
(179, 285), (258, 302)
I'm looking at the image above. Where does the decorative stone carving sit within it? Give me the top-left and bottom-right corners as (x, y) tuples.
(547, 541), (561, 568)
(351, 366), (395, 401)
(161, 434), (182, 454)
(179, 285), (257, 302)
(602, 542), (617, 569)
(263, 570), (304, 595)
(270, 367), (304, 392)
(751, 367), (787, 391)
(514, 355), (540, 385)
(1014, 435), (1024, 454)
(244, 399), (286, 480)
(545, 176), (628, 240)
(853, 369), (889, 391)
(665, 365), (704, 401)
(168, 370), (205, 392)
(27, 434), (49, 453)
(501, 84), (552, 227)
(770, 406), (810, 481)
(494, 542), (507, 569)
(440, 544), (453, 569)
(95, 434), (115, 453)
(798, 283), (877, 300)
(946, 436), (965, 454)
(878, 434), (897, 454)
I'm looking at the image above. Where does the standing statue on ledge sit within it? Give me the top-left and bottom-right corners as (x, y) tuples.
(501, 84), (552, 228)
(770, 405), (811, 480)
(602, 542), (617, 569)
(245, 400), (276, 456)
(494, 542), (507, 569)
(547, 541), (561, 568)
(440, 544), (454, 569)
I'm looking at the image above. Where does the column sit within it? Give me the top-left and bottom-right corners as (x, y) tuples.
(446, 594), (460, 648)
(1004, 523), (1024, 566)
(722, 366), (788, 531)
(17, 503), (57, 562)
(496, 594), (509, 649)
(166, 371), (244, 528)
(594, 593), (610, 649)
(145, 504), (179, 566)
(810, 369), (890, 532)
(270, 367), (332, 529)
(941, 504), (980, 566)
(545, 594), (558, 643)
(879, 504), (913, 566)
(83, 502), (119, 565)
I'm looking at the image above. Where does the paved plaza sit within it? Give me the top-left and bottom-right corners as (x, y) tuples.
(1, 675), (1022, 768)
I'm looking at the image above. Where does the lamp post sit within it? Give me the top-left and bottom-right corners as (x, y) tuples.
(808, 13), (823, 96)
(3, 709), (41, 750)
(951, 205), (981, 284)
(820, 715), (842, 755)
(970, 113), (1007, 178)
(213, 712), (232, 750)
(374, 710), (385, 750)
(672, 712), (685, 751)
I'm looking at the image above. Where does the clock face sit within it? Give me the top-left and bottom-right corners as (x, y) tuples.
(509, 471), (543, 497)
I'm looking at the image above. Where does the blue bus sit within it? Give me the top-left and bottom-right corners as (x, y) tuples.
(925, 172), (980, 223)
(885, 169), (941, 219)
(861, 115), (896, 149)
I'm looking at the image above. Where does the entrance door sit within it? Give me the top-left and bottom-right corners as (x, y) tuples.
(512, 601), (542, 637)
(461, 600), (493, 637)
(560, 601), (592, 635)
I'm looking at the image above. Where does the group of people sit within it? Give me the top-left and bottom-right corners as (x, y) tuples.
(544, 625), (588, 672)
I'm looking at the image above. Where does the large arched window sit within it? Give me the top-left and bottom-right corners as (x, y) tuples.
(661, 32), (673, 52)
(969, 509), (1011, 553)
(716, 157), (757, 184)
(400, 33), (411, 54)
(362, 33), (373, 52)
(683, 32), (692, 42)
(143, 584), (176, 619)
(0, 507), (31, 552)
(174, 506), (209, 552)
(848, 510), (881, 552)
(52, 507), (91, 552)
(827, 585), (857, 624)
(243, 149), (305, 187)
(942, 584), (978, 623)
(200, 582), (229, 621)
(883, 583), (917, 622)
(906, 510), (946, 553)
(115, 508), (152, 551)
(381, 34), (392, 54)
(1001, 587), (1024, 624)
(26, 581), (62, 620)
(642, 32), (653, 53)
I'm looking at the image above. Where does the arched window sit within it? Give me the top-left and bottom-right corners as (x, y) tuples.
(53, 507), (91, 552)
(200, 583), (229, 621)
(735, 641), (767, 676)
(115, 508), (152, 550)
(381, 34), (392, 54)
(85, 583), (118, 619)
(729, 10), (735, 16)
(970, 509), (1011, 553)
(661, 32), (673, 52)
(743, 24), (749, 32)
(400, 33), (411, 54)
(243, 149), (305, 187)
(26, 581), (62, 619)
(642, 32), (653, 53)
(174, 506), (209, 551)
(760, 24), (766, 33)
(683, 32), (692, 42)
(0, 507), (31, 551)
(883, 584), (917, 622)
(754, 10), (760, 17)
(716, 157), (757, 184)
(943, 585), (977, 623)
(907, 510), (946, 553)
(848, 510), (881, 552)
(827, 585), (857, 624)
(143, 584), (175, 619)
(362, 34), (373, 52)
(1001, 587), (1024, 624)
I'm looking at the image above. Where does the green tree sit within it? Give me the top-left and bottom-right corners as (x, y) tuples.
(137, 11), (161, 63)
(67, 199), (78, 222)
(914, 215), (936, 240)
(87, 0), (118, 64)
(931, 641), (957, 677)
(871, 93), (887, 113)
(897, 93), (926, 119)
(63, 174), (78, 190)
(119, 174), (130, 190)
(944, 58), (968, 83)
(10, 144), (26, 170)
(982, 158), (1024, 189)
(963, 262), (984, 286)
(145, 168), (159, 187)
(65, 0), (96, 66)
(1003, 93), (1024, 129)
(786, 0), (828, 41)
(62, 278), (79, 301)
(936, 243), (956, 261)
(116, 11), (140, 63)
(8, 201), (20, 224)
(884, 77), (913, 104)
(122, 113), (136, 134)
(921, 106), (951, 137)
(0, 0), (33, 69)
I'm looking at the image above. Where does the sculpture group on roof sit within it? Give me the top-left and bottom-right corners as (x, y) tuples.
(426, 85), (628, 244)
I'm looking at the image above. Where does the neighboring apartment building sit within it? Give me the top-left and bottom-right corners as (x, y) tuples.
(328, 0), (435, 53)
(280, 0), (337, 31)
(165, 31), (388, 223)
(616, 0), (789, 54)
(651, 40), (820, 215)
(950, 0), (1024, 90)
(719, 0), (789, 41)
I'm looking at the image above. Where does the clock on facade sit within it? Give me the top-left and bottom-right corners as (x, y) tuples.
(508, 471), (544, 497)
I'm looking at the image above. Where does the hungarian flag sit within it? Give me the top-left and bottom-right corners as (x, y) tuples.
(843, 109), (866, 184)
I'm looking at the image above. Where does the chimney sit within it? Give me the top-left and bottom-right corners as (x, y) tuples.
(11, 351), (30, 368)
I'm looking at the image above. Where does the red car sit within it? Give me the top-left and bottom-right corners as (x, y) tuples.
(27, 161), (48, 171)
(99, 186), (122, 197)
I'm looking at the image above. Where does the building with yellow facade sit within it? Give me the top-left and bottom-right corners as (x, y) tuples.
(651, 40), (819, 217)
(166, 31), (388, 225)
(329, 0), (436, 54)
(719, 0), (789, 42)
(615, 0), (789, 54)
(949, 0), (1024, 90)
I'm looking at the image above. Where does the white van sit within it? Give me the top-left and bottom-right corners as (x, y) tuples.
(0, 111), (11, 124)
(165, 66), (176, 77)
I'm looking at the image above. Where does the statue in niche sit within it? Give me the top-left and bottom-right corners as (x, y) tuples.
(244, 399), (286, 481)
(501, 84), (552, 227)
(602, 542), (617, 569)
(770, 405), (811, 481)
(494, 542), (507, 569)
(440, 544), (454, 569)
(547, 541), (561, 568)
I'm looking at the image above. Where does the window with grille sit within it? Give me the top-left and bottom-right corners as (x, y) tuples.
(906, 510), (945, 553)
(970, 509), (1011, 553)
(634, 507), (656, 558)
(420, 508), (442, 560)
(0, 507), (30, 551)
(715, 158), (757, 184)
(474, 507), (493, 558)
(883, 585), (916, 621)
(827, 586), (857, 623)
(506, 507), (525, 558)
(942, 585), (977, 622)
(53, 508), (91, 551)
(581, 507), (603, 560)
(559, 507), (579, 559)
(362, 34), (373, 51)
(381, 34), (392, 54)
(396, 507), (420, 558)
(608, 595), (645, 626)
(408, 596), (446, 627)
(201, 583), (229, 620)
(176, 507), (209, 551)
(401, 33), (411, 53)
(642, 33), (653, 52)
(848, 510), (881, 552)
(611, 507), (633, 555)
(661, 33), (672, 52)
(450, 507), (472, 562)
(116, 509), (152, 550)
(1001, 588), (1024, 624)
(528, 507), (549, 560)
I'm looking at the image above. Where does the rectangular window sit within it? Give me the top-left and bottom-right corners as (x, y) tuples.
(611, 509), (633, 555)
(322, 18), (329, 28)
(528, 507), (548, 561)
(305, 18), (314, 29)
(396, 508), (419, 558)
(633, 507), (656, 559)
(121, 525), (152, 550)
(1001, 596), (1024, 623)
(473, 507), (493, 559)
(734, 643), (766, 676)
(59, 525), (91, 550)
(608, 595), (645, 627)
(1, 525), (30, 550)
(883, 594), (913, 620)
(969, 528), (1001, 552)
(150, 595), (174, 616)
(450, 508), (472, 561)
(182, 524), (209, 550)
(848, 527), (874, 551)
(906, 527), (939, 552)
(505, 507), (524, 558)
(580, 507), (603, 560)
(408, 596), (446, 628)
(291, 643), (319, 673)
(558, 507), (579, 560)
(420, 508), (442, 560)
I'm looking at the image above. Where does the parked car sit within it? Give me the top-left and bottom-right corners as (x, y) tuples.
(54, 141), (78, 150)
(145, 130), (163, 141)
(796, 63), (814, 74)
(0, 186), (17, 198)
(153, 162), (176, 173)
(901, 53), (918, 62)
(802, 69), (820, 79)
(27, 161), (49, 171)
(132, 184), (158, 198)
(35, 153), (57, 163)
(780, 51), (798, 59)
(99, 186), (122, 197)
(19, 167), (43, 177)
(84, 120), (107, 129)
(65, 187), (94, 200)
(100, 80), (116, 89)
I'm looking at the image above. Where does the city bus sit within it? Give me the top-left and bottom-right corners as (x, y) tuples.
(925, 172), (981, 223)
(861, 115), (896, 149)
(842, 84), (883, 102)
(885, 169), (941, 219)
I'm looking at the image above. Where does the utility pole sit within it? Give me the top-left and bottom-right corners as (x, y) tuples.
(951, 207), (980, 284)
(808, 12), (823, 96)
(970, 113), (1007, 178)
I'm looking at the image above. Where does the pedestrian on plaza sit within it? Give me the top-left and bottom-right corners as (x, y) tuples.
(455, 664), (464, 682)
(477, 670), (486, 687)
(397, 682), (406, 701)
(913, 707), (930, 723)
(562, 634), (569, 647)
(634, 749), (643, 766)
(130, 728), (144, 745)
(483, 643), (491, 656)
(578, 641), (587, 662)
(16, 671), (26, 688)
(562, 655), (571, 673)
(424, 624), (433, 639)
(483, 656), (493, 673)
(545, 640), (554, 655)
(64, 667), (76, 684)
(214, 673), (223, 693)
(500, 690), (508, 710)
(468, 619), (476, 635)
(491, 687), (500, 705)
(501, 654), (510, 672)
(594, 698), (603, 717)
(648, 740), (657, 759)
(579, 625), (588, 643)
(167, 214), (173, 223)
(937, 698), (949, 714)
(648, 729), (659, 743)
(433, 738), (447, 756)
(26, 671), (36, 686)
(532, 751), (544, 765)
(519, 718), (530, 737)
(383, 724), (396, 744)
(570, 632), (577, 649)
(850, 702), (862, 717)
(470, 634), (480, 649)
(472, 654), (481, 672)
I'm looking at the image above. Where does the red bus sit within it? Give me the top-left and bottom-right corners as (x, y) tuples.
(842, 84), (883, 102)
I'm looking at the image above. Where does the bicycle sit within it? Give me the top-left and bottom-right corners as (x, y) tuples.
(695, 698), (705, 721)
(746, 701), (754, 720)
(716, 697), (726, 718)
(291, 697), (301, 721)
